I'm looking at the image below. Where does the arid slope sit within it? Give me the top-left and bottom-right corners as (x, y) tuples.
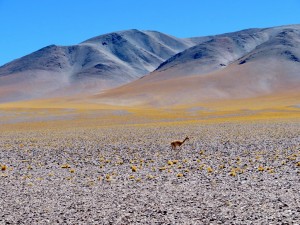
(93, 25), (300, 109)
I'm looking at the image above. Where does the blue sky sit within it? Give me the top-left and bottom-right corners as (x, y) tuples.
(1, 0), (300, 66)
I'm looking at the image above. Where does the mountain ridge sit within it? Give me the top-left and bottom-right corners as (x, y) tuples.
(0, 29), (202, 102)
(0, 24), (300, 105)
(92, 25), (300, 107)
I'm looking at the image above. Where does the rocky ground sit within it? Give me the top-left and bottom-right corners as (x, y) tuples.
(0, 121), (299, 224)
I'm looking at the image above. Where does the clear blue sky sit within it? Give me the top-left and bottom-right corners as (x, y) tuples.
(1, 0), (300, 66)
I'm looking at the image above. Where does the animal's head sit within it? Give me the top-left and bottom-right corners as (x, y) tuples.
(185, 136), (189, 141)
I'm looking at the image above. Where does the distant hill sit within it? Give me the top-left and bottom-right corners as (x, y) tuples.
(95, 25), (300, 106)
(0, 29), (204, 102)
(1, 25), (300, 106)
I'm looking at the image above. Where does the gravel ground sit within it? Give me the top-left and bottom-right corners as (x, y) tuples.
(0, 121), (300, 224)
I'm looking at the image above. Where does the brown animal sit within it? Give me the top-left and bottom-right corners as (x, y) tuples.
(171, 137), (189, 150)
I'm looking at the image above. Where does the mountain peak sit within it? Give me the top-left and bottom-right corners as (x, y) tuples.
(81, 29), (145, 44)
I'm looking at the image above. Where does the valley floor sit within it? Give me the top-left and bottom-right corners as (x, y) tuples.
(0, 116), (300, 224)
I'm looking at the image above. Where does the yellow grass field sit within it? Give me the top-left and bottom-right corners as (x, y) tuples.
(0, 91), (299, 132)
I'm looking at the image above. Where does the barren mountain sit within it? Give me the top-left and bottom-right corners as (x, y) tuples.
(1, 25), (300, 106)
(95, 25), (300, 106)
(0, 29), (203, 102)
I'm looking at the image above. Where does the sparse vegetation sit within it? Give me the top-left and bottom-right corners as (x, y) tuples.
(61, 164), (71, 169)
(0, 120), (299, 224)
(1, 164), (7, 171)
(131, 165), (138, 172)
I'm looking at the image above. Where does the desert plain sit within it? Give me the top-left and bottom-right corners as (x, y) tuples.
(0, 98), (299, 225)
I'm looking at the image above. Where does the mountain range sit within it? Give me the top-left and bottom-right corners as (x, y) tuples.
(1, 24), (299, 106)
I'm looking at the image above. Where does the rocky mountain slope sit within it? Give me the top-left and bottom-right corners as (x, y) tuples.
(1, 25), (299, 105)
(95, 25), (300, 106)
(0, 29), (203, 102)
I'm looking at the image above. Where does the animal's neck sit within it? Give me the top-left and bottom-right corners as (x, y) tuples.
(182, 138), (187, 143)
